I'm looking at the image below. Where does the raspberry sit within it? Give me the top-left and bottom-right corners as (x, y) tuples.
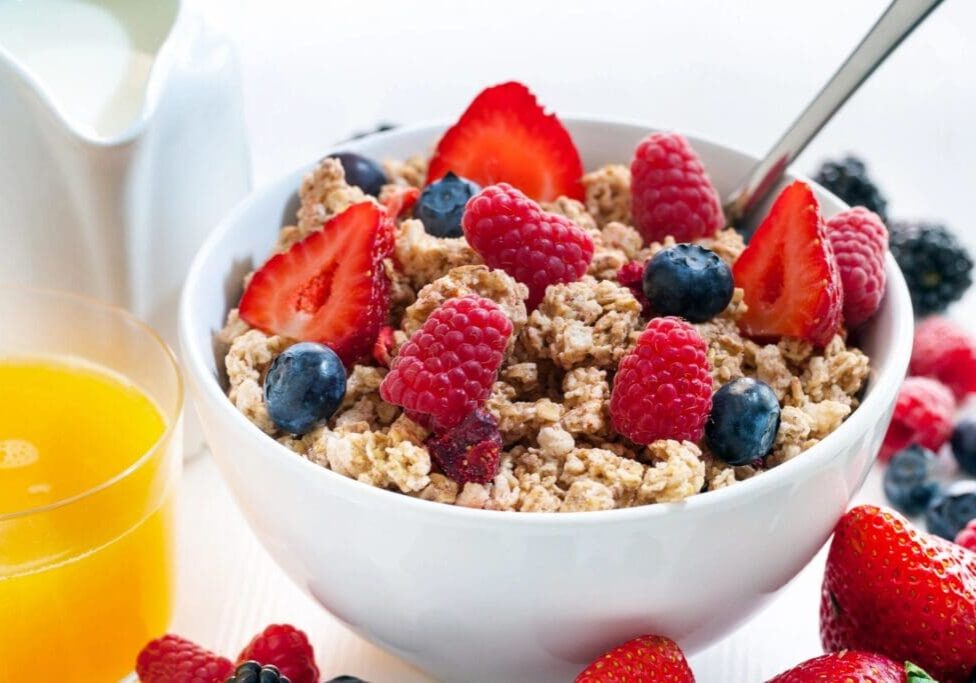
(425, 408), (503, 484)
(135, 634), (234, 683)
(610, 316), (713, 444)
(461, 183), (594, 309)
(824, 207), (888, 327)
(616, 260), (651, 314)
(879, 377), (955, 462)
(955, 519), (976, 553)
(237, 624), (319, 683)
(630, 132), (724, 244)
(379, 295), (512, 431)
(910, 316), (976, 400)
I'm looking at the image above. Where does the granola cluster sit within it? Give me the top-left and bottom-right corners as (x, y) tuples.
(220, 156), (870, 512)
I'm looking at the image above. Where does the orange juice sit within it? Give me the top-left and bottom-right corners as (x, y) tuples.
(0, 357), (177, 682)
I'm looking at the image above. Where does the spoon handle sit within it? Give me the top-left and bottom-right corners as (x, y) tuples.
(725, 0), (944, 227)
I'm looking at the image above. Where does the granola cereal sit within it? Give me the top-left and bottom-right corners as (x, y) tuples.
(220, 104), (874, 514)
(582, 164), (631, 227)
(401, 264), (528, 338)
(293, 157), (367, 244)
(383, 155), (428, 189)
(519, 277), (642, 370)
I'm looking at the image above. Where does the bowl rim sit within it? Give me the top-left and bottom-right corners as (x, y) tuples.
(180, 115), (914, 526)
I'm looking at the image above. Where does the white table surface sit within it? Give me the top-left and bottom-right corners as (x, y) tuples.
(173, 1), (976, 680)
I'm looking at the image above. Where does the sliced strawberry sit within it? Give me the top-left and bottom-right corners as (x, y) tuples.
(426, 82), (583, 202)
(381, 185), (420, 219)
(372, 325), (396, 367)
(239, 201), (394, 366)
(733, 181), (843, 346)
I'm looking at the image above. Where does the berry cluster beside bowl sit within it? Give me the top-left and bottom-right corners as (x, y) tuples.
(219, 82), (879, 513)
(135, 623), (366, 683)
(823, 155), (976, 553)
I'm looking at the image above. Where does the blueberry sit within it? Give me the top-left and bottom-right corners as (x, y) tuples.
(325, 678), (369, 683)
(883, 445), (940, 515)
(264, 342), (346, 435)
(705, 377), (781, 465)
(926, 482), (976, 539)
(642, 244), (734, 323)
(951, 419), (976, 475)
(415, 172), (480, 237)
(328, 152), (388, 197)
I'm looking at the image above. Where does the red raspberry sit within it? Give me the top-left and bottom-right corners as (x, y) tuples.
(630, 131), (724, 244)
(610, 316), (713, 444)
(879, 376), (955, 461)
(380, 295), (512, 431)
(135, 634), (234, 683)
(824, 207), (888, 327)
(425, 408), (503, 484)
(461, 182), (594, 309)
(956, 519), (976, 553)
(616, 260), (651, 314)
(237, 624), (319, 683)
(910, 316), (976, 400)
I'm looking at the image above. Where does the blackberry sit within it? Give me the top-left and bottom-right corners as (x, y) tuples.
(325, 678), (369, 683)
(890, 221), (973, 316)
(813, 155), (888, 221)
(228, 661), (291, 683)
(347, 122), (397, 140)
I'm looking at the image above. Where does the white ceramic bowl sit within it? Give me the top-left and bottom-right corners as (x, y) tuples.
(180, 119), (913, 683)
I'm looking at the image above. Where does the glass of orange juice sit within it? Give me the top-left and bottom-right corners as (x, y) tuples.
(0, 288), (182, 682)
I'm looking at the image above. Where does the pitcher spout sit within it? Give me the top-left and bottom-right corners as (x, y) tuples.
(0, 0), (182, 146)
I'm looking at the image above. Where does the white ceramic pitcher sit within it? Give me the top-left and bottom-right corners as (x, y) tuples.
(0, 0), (250, 346)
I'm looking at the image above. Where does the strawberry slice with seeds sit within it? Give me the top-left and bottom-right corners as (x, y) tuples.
(733, 181), (843, 346)
(239, 201), (394, 366)
(381, 185), (420, 219)
(426, 81), (583, 202)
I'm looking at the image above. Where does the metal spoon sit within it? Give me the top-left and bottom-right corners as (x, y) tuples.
(725, 0), (944, 233)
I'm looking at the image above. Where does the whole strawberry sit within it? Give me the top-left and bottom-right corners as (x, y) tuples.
(910, 316), (976, 400)
(878, 376), (955, 461)
(575, 635), (695, 683)
(237, 624), (319, 683)
(630, 131), (724, 244)
(825, 207), (888, 327)
(462, 182), (594, 308)
(380, 294), (512, 431)
(766, 651), (932, 683)
(135, 634), (234, 683)
(821, 505), (976, 682)
(610, 316), (713, 445)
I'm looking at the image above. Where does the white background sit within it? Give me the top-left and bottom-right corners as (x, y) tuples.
(175, 1), (976, 680)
